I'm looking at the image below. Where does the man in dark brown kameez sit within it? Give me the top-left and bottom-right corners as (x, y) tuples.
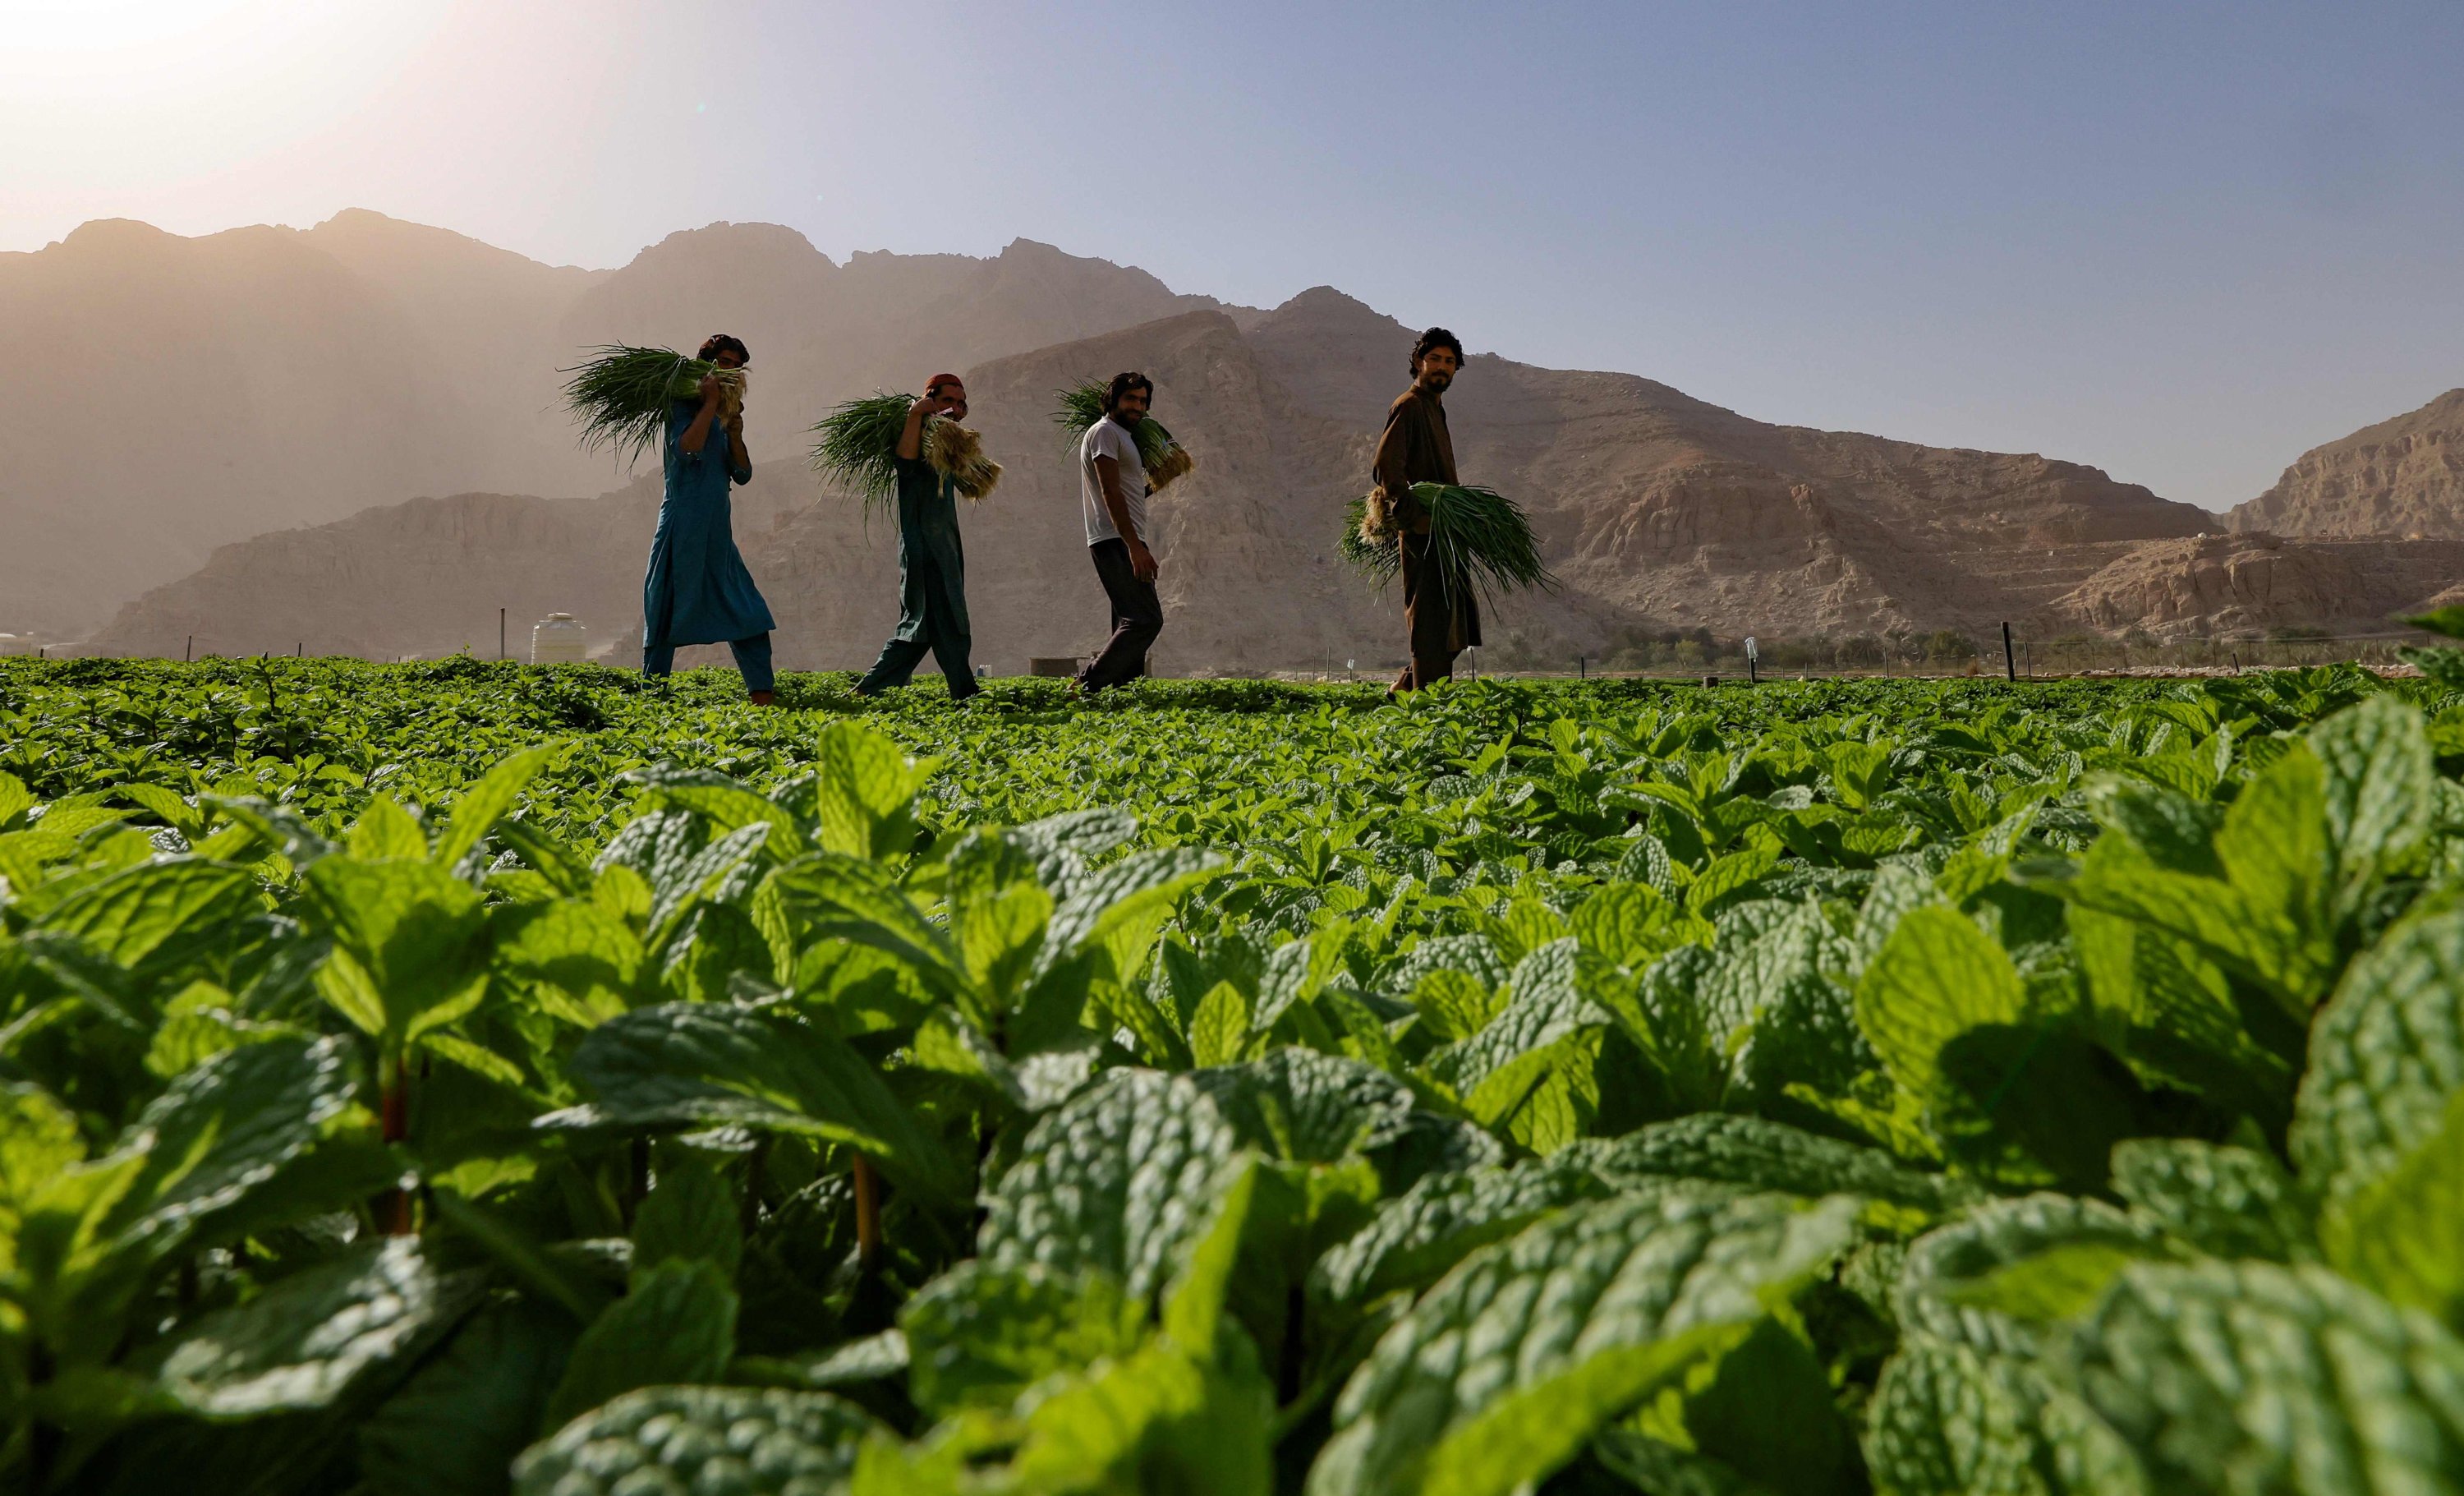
(1372, 326), (1478, 691)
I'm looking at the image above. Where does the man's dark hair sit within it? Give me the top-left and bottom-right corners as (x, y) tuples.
(1104, 371), (1155, 412)
(698, 334), (750, 365)
(1409, 327), (1464, 375)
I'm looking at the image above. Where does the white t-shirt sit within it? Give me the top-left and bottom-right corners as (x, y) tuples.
(1078, 417), (1150, 547)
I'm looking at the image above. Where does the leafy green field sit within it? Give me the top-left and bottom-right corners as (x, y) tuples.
(4, 656), (2462, 1494)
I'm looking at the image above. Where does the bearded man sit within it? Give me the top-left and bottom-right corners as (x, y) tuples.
(1372, 327), (1478, 692)
(1074, 371), (1164, 693)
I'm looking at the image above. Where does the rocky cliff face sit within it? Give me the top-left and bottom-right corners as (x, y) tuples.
(81, 472), (809, 665)
(53, 209), (2453, 666)
(87, 290), (2332, 673)
(2225, 389), (2464, 538)
(2056, 532), (2464, 637)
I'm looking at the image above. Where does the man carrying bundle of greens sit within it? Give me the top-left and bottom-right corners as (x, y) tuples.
(644, 333), (777, 704)
(1073, 371), (1165, 693)
(1374, 328), (1478, 692)
(855, 375), (980, 700)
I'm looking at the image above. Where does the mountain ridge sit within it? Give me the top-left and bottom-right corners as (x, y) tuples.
(2225, 389), (2464, 539)
(21, 209), (2461, 665)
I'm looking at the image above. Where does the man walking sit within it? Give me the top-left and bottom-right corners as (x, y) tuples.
(1374, 328), (1478, 692)
(855, 375), (980, 700)
(1074, 371), (1163, 693)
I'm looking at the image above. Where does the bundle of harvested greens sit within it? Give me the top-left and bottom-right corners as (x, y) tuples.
(807, 393), (1003, 511)
(560, 345), (742, 464)
(926, 419), (1003, 503)
(1340, 483), (1555, 601)
(1340, 495), (1400, 585)
(1053, 381), (1197, 492)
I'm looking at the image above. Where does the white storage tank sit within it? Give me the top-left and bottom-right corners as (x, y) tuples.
(530, 614), (589, 665)
(0, 634), (36, 657)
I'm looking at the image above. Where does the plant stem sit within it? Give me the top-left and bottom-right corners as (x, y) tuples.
(741, 1135), (770, 1241)
(28, 1340), (57, 1493)
(852, 1153), (881, 1270)
(378, 1052), (413, 1236)
(625, 1136), (650, 1228)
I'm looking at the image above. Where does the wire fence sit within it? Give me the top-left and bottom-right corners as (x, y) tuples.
(1271, 628), (2443, 685)
(25, 621), (2450, 684)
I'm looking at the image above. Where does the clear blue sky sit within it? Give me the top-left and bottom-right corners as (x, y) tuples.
(6, 0), (2460, 509)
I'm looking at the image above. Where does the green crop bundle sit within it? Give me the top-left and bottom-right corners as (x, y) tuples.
(1343, 481), (1555, 601)
(1340, 494), (1400, 585)
(1054, 380), (1198, 492)
(810, 391), (1000, 512)
(560, 344), (742, 463)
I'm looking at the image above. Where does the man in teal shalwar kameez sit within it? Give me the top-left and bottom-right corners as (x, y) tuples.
(643, 334), (777, 703)
(855, 374), (979, 700)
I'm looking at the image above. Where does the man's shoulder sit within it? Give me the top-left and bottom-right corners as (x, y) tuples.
(1387, 388), (1432, 418)
(1083, 419), (1131, 457)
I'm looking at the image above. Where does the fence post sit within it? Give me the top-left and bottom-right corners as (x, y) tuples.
(499, 609), (507, 661)
(2001, 622), (2016, 682)
(185, 635), (193, 663)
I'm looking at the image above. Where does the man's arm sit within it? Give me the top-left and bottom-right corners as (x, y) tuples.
(679, 375), (724, 454)
(894, 395), (939, 461)
(1093, 449), (1157, 581)
(725, 416), (752, 483)
(1372, 398), (1429, 533)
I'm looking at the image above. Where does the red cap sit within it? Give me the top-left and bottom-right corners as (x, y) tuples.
(926, 374), (963, 394)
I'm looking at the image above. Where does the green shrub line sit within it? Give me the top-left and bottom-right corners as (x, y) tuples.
(2, 656), (2462, 1494)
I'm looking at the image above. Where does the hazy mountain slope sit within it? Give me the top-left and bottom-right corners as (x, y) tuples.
(85, 310), (1386, 673)
(82, 470), (809, 665)
(87, 298), (2318, 672)
(48, 209), (2445, 665)
(0, 212), (1239, 635)
(2226, 389), (2464, 537)
(1244, 288), (2218, 643)
(0, 218), (483, 633)
(755, 308), (1392, 674)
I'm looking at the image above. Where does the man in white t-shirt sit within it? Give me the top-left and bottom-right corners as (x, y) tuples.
(1073, 371), (1163, 691)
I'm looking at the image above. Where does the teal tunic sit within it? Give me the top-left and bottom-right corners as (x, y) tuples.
(643, 399), (775, 650)
(887, 454), (970, 642)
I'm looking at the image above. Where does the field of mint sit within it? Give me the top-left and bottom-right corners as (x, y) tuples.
(4, 655), (2462, 1495)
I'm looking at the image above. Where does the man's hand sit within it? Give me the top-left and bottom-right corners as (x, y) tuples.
(700, 372), (726, 407)
(1129, 538), (1159, 582)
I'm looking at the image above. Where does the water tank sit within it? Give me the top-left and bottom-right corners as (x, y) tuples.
(0, 634), (34, 657)
(531, 614), (589, 665)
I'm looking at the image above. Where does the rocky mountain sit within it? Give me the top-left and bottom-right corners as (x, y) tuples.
(0, 210), (1225, 636)
(2057, 532), (2464, 635)
(2225, 389), (2464, 539)
(90, 289), (2305, 674)
(42, 209), (2464, 666)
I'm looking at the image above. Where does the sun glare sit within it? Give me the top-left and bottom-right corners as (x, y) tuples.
(0, 0), (262, 53)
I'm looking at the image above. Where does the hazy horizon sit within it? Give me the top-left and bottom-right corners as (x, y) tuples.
(6, 1), (2462, 511)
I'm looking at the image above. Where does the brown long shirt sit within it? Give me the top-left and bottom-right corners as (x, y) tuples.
(1372, 387), (1457, 533)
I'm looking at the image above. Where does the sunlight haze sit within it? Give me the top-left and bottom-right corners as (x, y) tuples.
(4, 0), (2459, 511)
